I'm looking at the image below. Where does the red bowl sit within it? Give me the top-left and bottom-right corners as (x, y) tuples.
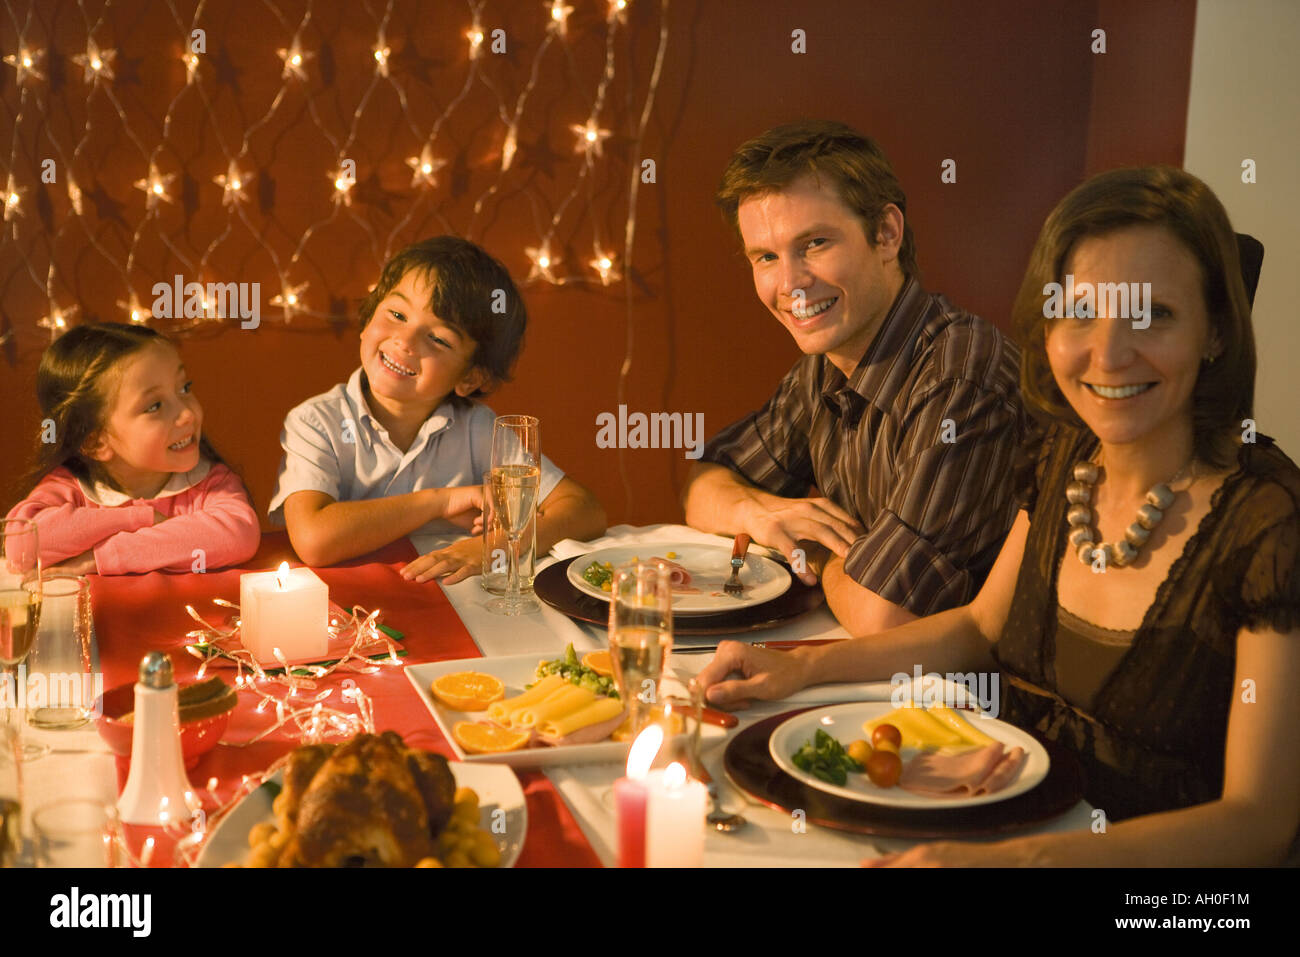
(95, 681), (233, 770)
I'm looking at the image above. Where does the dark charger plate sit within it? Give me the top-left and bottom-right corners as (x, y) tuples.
(724, 707), (1086, 840)
(534, 556), (825, 635)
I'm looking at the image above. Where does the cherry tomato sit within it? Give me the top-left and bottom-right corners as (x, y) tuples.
(872, 723), (903, 750)
(846, 739), (873, 767)
(864, 750), (903, 788)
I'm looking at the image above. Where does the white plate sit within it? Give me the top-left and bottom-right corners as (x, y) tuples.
(566, 543), (791, 614)
(407, 654), (729, 768)
(196, 761), (526, 868)
(768, 702), (1049, 809)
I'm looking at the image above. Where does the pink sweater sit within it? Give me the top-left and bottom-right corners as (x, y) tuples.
(6, 463), (261, 575)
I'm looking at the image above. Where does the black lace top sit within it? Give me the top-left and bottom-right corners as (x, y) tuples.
(993, 422), (1300, 821)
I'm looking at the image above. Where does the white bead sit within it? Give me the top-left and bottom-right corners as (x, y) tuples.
(1073, 462), (1099, 484)
(1146, 484), (1175, 510)
(1124, 523), (1151, 546)
(1077, 542), (1097, 564)
(1068, 504), (1092, 526)
(1068, 526), (1095, 547)
(1066, 482), (1091, 505)
(1137, 504), (1163, 529)
(1113, 540), (1138, 566)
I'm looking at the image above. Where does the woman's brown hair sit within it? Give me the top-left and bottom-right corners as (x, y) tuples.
(1011, 165), (1256, 471)
(24, 323), (224, 492)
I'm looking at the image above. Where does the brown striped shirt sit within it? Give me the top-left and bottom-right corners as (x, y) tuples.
(701, 277), (1025, 616)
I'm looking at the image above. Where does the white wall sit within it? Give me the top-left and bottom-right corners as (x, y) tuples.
(1184, 0), (1300, 460)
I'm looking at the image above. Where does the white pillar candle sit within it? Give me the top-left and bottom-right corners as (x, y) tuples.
(645, 762), (707, 867)
(239, 562), (328, 664)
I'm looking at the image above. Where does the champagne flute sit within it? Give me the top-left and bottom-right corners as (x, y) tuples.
(1, 520), (46, 761)
(608, 561), (673, 738)
(486, 467), (540, 615)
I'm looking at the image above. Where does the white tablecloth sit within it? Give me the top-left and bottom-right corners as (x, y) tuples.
(419, 523), (1096, 867)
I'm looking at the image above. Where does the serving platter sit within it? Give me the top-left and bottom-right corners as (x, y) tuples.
(407, 654), (730, 768)
(768, 702), (1048, 809)
(196, 762), (527, 868)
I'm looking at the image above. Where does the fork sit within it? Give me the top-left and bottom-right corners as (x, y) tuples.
(724, 534), (751, 596)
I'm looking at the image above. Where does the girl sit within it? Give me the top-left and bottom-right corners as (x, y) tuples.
(6, 323), (260, 574)
(694, 167), (1300, 866)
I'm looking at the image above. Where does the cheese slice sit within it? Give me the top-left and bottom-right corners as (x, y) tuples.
(864, 706), (966, 750)
(488, 674), (565, 726)
(516, 684), (594, 728)
(539, 696), (624, 739)
(927, 704), (997, 748)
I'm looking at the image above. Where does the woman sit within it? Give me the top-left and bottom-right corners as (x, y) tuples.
(695, 166), (1300, 866)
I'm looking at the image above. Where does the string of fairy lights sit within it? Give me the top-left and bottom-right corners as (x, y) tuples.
(0, 0), (667, 344)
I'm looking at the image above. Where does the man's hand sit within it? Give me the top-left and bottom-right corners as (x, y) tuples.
(401, 537), (481, 584)
(743, 498), (862, 585)
(693, 639), (814, 710)
(49, 550), (98, 576)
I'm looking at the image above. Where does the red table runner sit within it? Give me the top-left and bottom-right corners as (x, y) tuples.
(89, 532), (602, 867)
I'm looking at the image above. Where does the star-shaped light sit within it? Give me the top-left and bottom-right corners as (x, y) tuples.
(3, 175), (24, 222)
(117, 295), (149, 324)
(72, 40), (115, 85)
(330, 165), (355, 206)
(277, 39), (312, 81)
(37, 304), (79, 340)
(213, 160), (252, 207)
(547, 1), (574, 37)
(467, 25), (485, 59)
(373, 40), (391, 77)
(590, 250), (620, 285)
(525, 244), (560, 284)
(3, 46), (45, 83)
(571, 118), (612, 158)
(134, 163), (175, 211)
(183, 50), (200, 83)
(607, 0), (630, 24)
(67, 178), (84, 216)
(405, 143), (446, 188)
(271, 281), (308, 319)
(500, 125), (518, 172)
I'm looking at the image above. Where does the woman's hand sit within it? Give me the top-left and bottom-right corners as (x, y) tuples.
(692, 639), (815, 709)
(401, 538), (481, 584)
(864, 840), (1025, 867)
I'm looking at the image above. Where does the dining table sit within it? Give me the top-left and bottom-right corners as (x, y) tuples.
(17, 523), (1096, 868)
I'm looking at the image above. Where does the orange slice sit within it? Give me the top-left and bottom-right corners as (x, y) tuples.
(581, 649), (615, 677)
(431, 672), (506, 711)
(453, 722), (531, 754)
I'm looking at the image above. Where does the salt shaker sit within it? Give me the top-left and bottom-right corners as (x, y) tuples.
(117, 652), (196, 826)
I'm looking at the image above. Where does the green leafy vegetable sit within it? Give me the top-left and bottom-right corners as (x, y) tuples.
(531, 643), (619, 699)
(581, 560), (614, 589)
(790, 729), (861, 786)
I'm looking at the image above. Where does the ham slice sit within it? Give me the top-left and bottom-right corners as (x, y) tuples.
(536, 709), (627, 747)
(651, 557), (701, 593)
(899, 742), (1027, 798)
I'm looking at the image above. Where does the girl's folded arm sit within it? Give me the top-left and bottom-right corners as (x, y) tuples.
(92, 466), (261, 574)
(6, 475), (153, 565)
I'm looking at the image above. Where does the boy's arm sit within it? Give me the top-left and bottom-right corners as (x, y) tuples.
(284, 485), (484, 567)
(7, 473), (153, 566)
(401, 475), (606, 584)
(92, 468), (262, 574)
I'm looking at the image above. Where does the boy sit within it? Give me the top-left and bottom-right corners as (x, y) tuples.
(270, 236), (605, 580)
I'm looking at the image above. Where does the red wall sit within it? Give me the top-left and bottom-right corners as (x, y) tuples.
(0, 1), (1195, 529)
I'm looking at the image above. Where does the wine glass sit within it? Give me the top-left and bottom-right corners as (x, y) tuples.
(485, 468), (540, 615)
(487, 415), (541, 615)
(1, 520), (46, 761)
(608, 561), (674, 738)
(0, 724), (22, 867)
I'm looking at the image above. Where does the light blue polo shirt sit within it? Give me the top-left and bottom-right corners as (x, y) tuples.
(268, 368), (564, 545)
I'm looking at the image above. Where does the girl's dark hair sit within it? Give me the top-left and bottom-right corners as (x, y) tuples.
(25, 323), (224, 493)
(1012, 165), (1255, 471)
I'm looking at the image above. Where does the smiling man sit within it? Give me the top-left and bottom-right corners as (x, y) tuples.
(683, 121), (1025, 634)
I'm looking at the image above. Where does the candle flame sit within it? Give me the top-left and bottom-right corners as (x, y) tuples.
(626, 723), (664, 780)
(664, 761), (687, 789)
(276, 561), (290, 589)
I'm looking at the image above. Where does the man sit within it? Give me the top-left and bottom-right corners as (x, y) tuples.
(683, 120), (1024, 635)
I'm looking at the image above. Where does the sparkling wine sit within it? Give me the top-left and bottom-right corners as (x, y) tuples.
(0, 798), (18, 867)
(0, 590), (41, 667)
(490, 464), (540, 535)
(610, 626), (672, 706)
